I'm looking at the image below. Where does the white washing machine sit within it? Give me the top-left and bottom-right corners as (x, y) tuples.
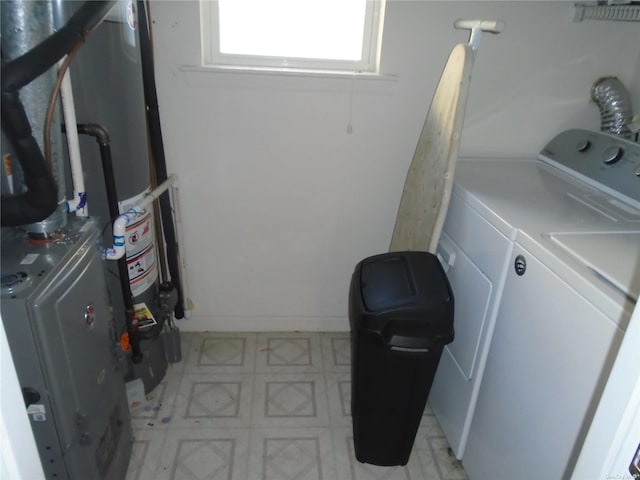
(430, 129), (640, 479)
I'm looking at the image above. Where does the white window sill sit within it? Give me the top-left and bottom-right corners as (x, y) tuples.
(177, 65), (399, 94)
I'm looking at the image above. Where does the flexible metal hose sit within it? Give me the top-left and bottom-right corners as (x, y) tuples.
(591, 77), (634, 139)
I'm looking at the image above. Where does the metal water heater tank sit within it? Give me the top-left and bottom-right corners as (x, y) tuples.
(58, 0), (169, 392)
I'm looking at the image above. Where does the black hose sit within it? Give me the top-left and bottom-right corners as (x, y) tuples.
(1, 1), (117, 228)
(74, 123), (144, 364)
(1, 90), (58, 226)
(137, 0), (185, 319)
(2, 1), (116, 92)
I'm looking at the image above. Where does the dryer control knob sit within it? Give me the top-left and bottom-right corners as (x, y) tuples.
(514, 255), (526, 276)
(576, 138), (591, 152)
(602, 146), (624, 165)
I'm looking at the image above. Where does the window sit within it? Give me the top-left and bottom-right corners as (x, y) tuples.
(201, 0), (385, 73)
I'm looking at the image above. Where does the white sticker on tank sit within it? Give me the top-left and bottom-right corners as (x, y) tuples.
(20, 253), (39, 265)
(124, 212), (154, 258)
(27, 404), (45, 415)
(127, 244), (157, 297)
(119, 189), (158, 296)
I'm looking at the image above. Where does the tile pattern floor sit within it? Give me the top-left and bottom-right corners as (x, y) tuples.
(125, 332), (468, 480)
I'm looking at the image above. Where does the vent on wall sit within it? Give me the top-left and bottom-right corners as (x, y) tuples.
(574, 2), (640, 22)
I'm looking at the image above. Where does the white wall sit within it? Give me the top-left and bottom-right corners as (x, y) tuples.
(150, 1), (640, 332)
(0, 318), (45, 480)
(572, 301), (640, 478)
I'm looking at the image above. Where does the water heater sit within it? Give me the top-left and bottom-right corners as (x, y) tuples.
(61, 0), (170, 393)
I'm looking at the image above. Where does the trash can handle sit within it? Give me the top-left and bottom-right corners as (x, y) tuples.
(380, 318), (454, 351)
(381, 319), (433, 350)
(390, 345), (430, 353)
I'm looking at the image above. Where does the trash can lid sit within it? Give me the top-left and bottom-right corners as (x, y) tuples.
(359, 252), (451, 312)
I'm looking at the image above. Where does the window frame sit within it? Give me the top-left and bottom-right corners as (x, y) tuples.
(201, 0), (385, 74)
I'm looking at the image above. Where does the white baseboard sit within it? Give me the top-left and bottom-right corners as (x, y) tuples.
(174, 314), (350, 332)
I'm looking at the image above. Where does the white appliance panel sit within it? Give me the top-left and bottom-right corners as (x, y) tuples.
(438, 131), (638, 479)
(430, 191), (513, 458)
(463, 244), (625, 480)
(549, 231), (640, 300)
(437, 234), (491, 381)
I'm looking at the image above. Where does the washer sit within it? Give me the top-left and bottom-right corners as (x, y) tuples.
(430, 129), (639, 479)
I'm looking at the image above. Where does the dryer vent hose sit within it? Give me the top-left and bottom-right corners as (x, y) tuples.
(590, 77), (634, 139)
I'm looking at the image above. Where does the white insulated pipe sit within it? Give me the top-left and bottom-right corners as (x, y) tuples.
(103, 175), (178, 261)
(171, 182), (192, 318)
(59, 59), (88, 216)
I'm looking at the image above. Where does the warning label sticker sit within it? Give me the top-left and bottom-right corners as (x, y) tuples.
(127, 243), (156, 297)
(125, 213), (154, 258)
(120, 190), (158, 296)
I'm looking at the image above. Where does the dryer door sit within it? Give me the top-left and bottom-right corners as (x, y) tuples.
(437, 233), (491, 380)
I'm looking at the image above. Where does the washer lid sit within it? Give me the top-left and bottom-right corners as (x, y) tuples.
(548, 231), (640, 301)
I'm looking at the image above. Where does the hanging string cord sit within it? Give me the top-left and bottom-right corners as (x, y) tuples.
(347, 61), (356, 134)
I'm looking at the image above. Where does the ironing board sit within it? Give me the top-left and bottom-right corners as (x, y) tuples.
(389, 20), (503, 254)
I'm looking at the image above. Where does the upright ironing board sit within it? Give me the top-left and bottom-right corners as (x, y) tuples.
(389, 20), (503, 253)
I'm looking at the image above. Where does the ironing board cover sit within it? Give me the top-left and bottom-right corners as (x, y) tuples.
(389, 43), (474, 253)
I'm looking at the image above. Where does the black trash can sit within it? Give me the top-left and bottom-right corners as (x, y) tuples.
(349, 251), (454, 466)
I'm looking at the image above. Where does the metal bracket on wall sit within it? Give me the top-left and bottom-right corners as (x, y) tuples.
(574, 2), (640, 22)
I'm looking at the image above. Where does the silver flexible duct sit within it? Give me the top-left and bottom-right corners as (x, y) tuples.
(590, 76), (634, 139)
(1, 0), (67, 234)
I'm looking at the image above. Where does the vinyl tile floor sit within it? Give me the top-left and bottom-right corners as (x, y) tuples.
(125, 331), (468, 480)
